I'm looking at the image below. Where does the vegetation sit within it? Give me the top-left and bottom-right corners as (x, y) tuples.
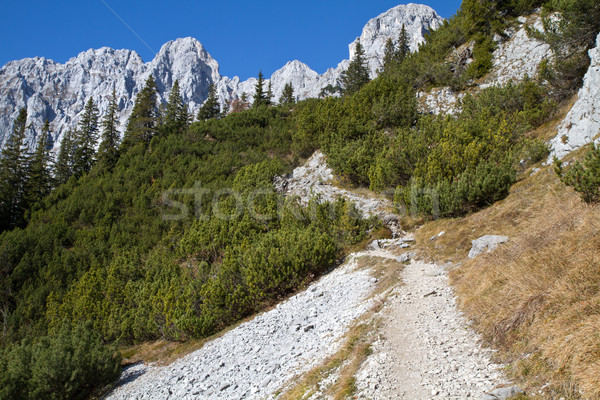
(555, 143), (600, 203)
(0, 0), (598, 398)
(196, 83), (220, 121)
(341, 42), (370, 95)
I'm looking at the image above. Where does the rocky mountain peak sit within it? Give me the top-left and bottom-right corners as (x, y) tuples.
(0, 3), (444, 152)
(349, 3), (443, 75)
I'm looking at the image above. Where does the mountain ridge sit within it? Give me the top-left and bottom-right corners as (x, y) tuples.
(0, 3), (443, 153)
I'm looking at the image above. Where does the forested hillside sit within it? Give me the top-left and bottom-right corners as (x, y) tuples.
(0, 0), (598, 398)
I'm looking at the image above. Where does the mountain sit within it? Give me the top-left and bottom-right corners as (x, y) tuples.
(0, 4), (443, 153)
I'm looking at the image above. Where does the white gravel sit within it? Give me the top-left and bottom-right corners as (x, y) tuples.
(105, 256), (377, 400)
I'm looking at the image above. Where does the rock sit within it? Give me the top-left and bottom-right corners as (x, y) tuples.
(482, 14), (551, 88)
(468, 235), (509, 259)
(548, 32), (600, 160)
(396, 252), (415, 263)
(481, 385), (525, 400)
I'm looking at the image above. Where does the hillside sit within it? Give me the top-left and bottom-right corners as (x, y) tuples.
(1, 0), (600, 399)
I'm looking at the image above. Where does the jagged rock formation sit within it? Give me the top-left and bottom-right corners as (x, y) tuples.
(348, 3), (443, 77)
(0, 38), (219, 152)
(0, 4), (442, 153)
(549, 32), (600, 160)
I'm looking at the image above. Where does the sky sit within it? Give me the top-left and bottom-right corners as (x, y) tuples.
(0, 1), (462, 80)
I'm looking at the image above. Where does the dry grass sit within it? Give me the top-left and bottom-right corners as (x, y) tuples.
(409, 156), (600, 398)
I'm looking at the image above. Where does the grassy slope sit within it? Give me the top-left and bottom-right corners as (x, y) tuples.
(412, 102), (600, 399)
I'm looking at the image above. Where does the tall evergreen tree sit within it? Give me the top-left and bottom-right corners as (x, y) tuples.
(0, 108), (29, 231)
(73, 97), (99, 177)
(98, 89), (121, 168)
(162, 80), (189, 135)
(395, 24), (411, 64)
(253, 71), (269, 107)
(267, 80), (274, 106)
(197, 83), (221, 121)
(341, 41), (370, 95)
(55, 129), (74, 185)
(279, 82), (295, 105)
(26, 119), (53, 206)
(382, 38), (396, 73)
(123, 75), (158, 148)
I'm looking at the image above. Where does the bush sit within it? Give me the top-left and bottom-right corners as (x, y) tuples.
(0, 323), (121, 400)
(556, 143), (600, 203)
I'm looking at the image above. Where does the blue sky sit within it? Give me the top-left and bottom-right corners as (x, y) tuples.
(0, 1), (462, 80)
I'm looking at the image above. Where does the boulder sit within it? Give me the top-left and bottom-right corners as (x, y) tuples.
(468, 235), (509, 258)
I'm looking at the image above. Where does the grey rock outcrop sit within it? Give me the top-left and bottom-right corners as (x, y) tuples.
(549, 32), (600, 160)
(468, 235), (509, 259)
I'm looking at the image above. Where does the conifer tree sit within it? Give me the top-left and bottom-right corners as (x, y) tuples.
(341, 42), (370, 95)
(253, 71), (269, 107)
(162, 80), (189, 135)
(395, 24), (411, 64)
(382, 38), (396, 73)
(98, 89), (121, 168)
(197, 83), (220, 121)
(26, 119), (53, 206)
(55, 129), (74, 185)
(0, 108), (29, 230)
(267, 81), (274, 106)
(123, 75), (158, 148)
(279, 83), (295, 105)
(73, 97), (99, 177)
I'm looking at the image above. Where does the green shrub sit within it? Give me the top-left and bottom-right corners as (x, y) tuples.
(556, 143), (600, 203)
(0, 323), (121, 400)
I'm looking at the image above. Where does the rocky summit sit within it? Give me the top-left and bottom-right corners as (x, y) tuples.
(0, 4), (443, 153)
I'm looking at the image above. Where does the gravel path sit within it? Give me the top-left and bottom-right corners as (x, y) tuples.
(105, 255), (378, 400)
(106, 152), (514, 399)
(355, 258), (508, 399)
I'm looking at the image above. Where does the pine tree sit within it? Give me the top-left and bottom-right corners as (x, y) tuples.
(197, 83), (221, 121)
(0, 108), (29, 231)
(395, 24), (411, 64)
(122, 75), (158, 148)
(26, 119), (53, 206)
(55, 129), (74, 185)
(382, 38), (396, 73)
(341, 41), (370, 95)
(267, 80), (274, 106)
(98, 89), (121, 168)
(253, 71), (269, 107)
(279, 83), (295, 105)
(73, 97), (99, 177)
(162, 80), (189, 135)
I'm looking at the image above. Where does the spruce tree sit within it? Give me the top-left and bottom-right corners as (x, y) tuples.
(98, 89), (121, 168)
(341, 41), (370, 95)
(382, 38), (396, 73)
(123, 75), (158, 148)
(267, 81), (274, 106)
(197, 83), (220, 121)
(73, 97), (99, 177)
(162, 80), (189, 135)
(252, 71), (269, 107)
(55, 129), (74, 185)
(26, 119), (53, 206)
(279, 83), (295, 105)
(395, 24), (411, 64)
(0, 108), (29, 231)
